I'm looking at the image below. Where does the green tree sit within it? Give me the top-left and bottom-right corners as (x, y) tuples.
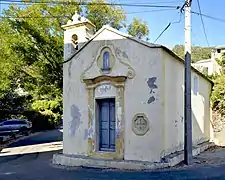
(0, 0), (128, 123)
(0, 17), (22, 98)
(172, 44), (212, 63)
(211, 74), (225, 114)
(127, 18), (149, 39)
(211, 54), (225, 112)
(208, 53), (225, 132)
(85, 0), (126, 31)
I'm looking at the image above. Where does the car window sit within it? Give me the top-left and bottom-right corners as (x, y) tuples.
(12, 120), (20, 125)
(17, 120), (27, 125)
(3, 120), (21, 125)
(2, 119), (28, 125)
(3, 121), (15, 125)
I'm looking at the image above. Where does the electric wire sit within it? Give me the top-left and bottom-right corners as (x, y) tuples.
(0, 8), (177, 18)
(196, 0), (209, 46)
(153, 4), (183, 43)
(191, 11), (225, 23)
(0, 0), (181, 9)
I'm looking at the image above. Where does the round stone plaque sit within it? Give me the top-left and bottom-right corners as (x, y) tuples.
(132, 113), (149, 136)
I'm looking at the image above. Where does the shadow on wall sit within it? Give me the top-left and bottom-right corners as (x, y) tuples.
(184, 89), (211, 147)
(182, 85), (211, 150)
(192, 105), (210, 146)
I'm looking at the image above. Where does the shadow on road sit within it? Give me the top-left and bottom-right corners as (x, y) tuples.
(7, 129), (62, 148)
(0, 129), (63, 158)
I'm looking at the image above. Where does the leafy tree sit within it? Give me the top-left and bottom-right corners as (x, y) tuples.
(85, 0), (126, 31)
(172, 44), (212, 63)
(0, 17), (23, 98)
(0, 0), (130, 124)
(127, 18), (149, 39)
(0, 89), (31, 120)
(209, 53), (225, 132)
(0, 2), (79, 122)
(211, 54), (225, 111)
(211, 74), (225, 114)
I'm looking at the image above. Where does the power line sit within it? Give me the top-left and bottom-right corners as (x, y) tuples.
(114, 0), (184, 4)
(153, 23), (171, 43)
(154, 10), (183, 43)
(153, 18), (181, 43)
(127, 8), (176, 14)
(0, 0), (181, 9)
(153, 0), (186, 43)
(191, 10), (225, 23)
(116, 0), (183, 3)
(2, 0), (225, 24)
(0, 8), (177, 19)
(2, 0), (183, 5)
(196, 0), (209, 46)
(1, 15), (70, 18)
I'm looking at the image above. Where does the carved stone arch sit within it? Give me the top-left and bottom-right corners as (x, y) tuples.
(80, 43), (135, 83)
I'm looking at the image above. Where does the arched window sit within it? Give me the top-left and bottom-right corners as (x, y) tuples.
(72, 34), (78, 50)
(103, 51), (110, 70)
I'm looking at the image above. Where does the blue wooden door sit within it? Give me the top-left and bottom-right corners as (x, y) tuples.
(98, 98), (115, 151)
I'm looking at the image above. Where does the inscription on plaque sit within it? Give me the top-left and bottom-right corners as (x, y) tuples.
(132, 113), (149, 136)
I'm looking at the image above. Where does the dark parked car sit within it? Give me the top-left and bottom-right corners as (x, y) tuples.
(0, 119), (32, 135)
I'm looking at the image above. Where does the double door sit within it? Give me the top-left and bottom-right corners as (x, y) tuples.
(97, 98), (116, 152)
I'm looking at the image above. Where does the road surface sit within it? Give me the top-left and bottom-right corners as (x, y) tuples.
(0, 129), (225, 180)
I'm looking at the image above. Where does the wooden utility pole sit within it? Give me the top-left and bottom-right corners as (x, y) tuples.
(184, 0), (193, 165)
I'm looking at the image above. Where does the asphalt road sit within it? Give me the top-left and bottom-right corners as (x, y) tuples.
(0, 130), (225, 180)
(7, 129), (62, 148)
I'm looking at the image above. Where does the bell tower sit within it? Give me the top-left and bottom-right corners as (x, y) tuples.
(62, 12), (96, 60)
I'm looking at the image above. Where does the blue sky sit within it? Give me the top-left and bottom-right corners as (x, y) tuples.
(1, 0), (225, 49)
(120, 0), (225, 49)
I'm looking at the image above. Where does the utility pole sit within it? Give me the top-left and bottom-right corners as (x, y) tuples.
(184, 0), (192, 165)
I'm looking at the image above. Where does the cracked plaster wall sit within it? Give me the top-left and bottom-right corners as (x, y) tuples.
(63, 40), (102, 156)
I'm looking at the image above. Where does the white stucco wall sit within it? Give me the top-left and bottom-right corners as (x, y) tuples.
(63, 54), (88, 155)
(63, 27), (212, 162)
(193, 60), (220, 75)
(63, 28), (164, 162)
(193, 61), (214, 75)
(113, 40), (164, 163)
(63, 39), (105, 155)
(63, 29), (129, 156)
(95, 29), (164, 162)
(163, 50), (213, 156)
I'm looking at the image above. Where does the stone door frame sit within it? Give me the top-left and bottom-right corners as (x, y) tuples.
(83, 75), (126, 160)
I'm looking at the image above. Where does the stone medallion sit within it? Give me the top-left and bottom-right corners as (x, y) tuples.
(132, 113), (149, 136)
